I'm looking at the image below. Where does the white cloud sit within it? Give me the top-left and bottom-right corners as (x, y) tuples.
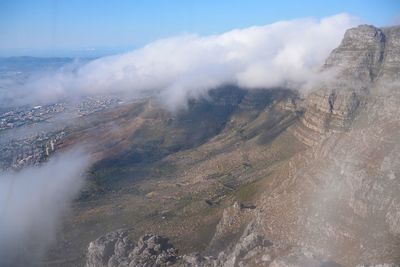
(6, 13), (359, 109)
(0, 149), (90, 265)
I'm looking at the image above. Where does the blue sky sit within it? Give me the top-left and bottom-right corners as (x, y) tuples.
(0, 0), (399, 57)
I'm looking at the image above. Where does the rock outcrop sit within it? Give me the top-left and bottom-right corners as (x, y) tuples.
(324, 25), (386, 81)
(379, 26), (400, 83)
(86, 230), (178, 267)
(85, 218), (263, 267)
(292, 25), (400, 147)
(292, 87), (362, 146)
(207, 201), (255, 252)
(85, 223), (339, 267)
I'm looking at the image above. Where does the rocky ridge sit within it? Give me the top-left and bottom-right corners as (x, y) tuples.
(292, 25), (400, 146)
(85, 226), (341, 267)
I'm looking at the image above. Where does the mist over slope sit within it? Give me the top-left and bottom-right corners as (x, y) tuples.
(0, 149), (90, 266)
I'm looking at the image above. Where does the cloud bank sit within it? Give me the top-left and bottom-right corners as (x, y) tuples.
(0, 149), (90, 266)
(5, 14), (358, 109)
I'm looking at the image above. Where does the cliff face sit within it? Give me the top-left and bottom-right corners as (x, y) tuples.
(293, 25), (399, 147)
(324, 25), (386, 81)
(376, 26), (400, 91)
(324, 24), (400, 86)
(257, 25), (400, 266)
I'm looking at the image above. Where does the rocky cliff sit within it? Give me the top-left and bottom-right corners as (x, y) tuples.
(292, 25), (400, 146)
(257, 25), (400, 266)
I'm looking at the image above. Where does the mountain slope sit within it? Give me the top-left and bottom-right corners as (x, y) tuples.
(43, 87), (303, 266)
(43, 25), (400, 267)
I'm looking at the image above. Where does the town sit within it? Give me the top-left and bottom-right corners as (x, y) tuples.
(0, 95), (123, 170)
(0, 95), (122, 131)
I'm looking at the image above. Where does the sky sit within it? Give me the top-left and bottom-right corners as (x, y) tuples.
(0, 0), (399, 57)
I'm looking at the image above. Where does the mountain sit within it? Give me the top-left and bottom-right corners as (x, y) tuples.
(39, 25), (400, 267)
